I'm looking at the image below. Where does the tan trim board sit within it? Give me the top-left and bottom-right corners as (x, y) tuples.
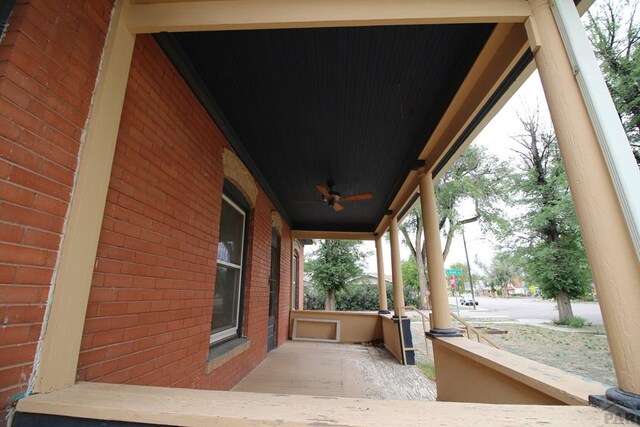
(17, 382), (617, 426)
(291, 318), (341, 343)
(421, 25), (529, 168)
(375, 23), (528, 236)
(435, 337), (608, 405)
(125, 0), (532, 34)
(432, 60), (536, 181)
(32, 0), (136, 393)
(291, 230), (376, 241)
(374, 2), (597, 236)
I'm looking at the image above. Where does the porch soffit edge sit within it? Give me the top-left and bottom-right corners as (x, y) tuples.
(125, 0), (532, 34)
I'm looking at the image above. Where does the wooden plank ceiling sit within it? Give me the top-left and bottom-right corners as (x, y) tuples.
(157, 23), (495, 233)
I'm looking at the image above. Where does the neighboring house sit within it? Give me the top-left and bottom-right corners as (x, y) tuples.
(507, 277), (538, 296)
(510, 277), (528, 296)
(348, 273), (393, 287)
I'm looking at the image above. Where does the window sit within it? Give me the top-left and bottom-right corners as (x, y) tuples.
(211, 192), (247, 344)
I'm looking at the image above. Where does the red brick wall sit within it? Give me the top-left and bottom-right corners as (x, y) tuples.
(76, 34), (293, 391)
(0, 0), (112, 419)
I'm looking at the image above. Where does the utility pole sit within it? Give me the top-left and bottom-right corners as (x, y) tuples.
(460, 216), (478, 310)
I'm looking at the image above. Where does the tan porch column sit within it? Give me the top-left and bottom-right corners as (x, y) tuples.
(375, 237), (390, 313)
(388, 217), (405, 317)
(529, 0), (640, 397)
(419, 172), (457, 336)
(33, 0), (135, 393)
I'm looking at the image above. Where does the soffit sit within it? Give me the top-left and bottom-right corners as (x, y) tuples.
(159, 23), (495, 233)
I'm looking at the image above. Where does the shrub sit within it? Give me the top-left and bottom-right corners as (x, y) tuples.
(554, 315), (591, 328)
(336, 284), (381, 311)
(303, 285), (325, 310)
(568, 316), (590, 328)
(304, 282), (420, 311)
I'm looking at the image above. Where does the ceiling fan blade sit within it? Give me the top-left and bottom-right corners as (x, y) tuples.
(341, 192), (373, 201)
(314, 184), (331, 199)
(292, 200), (321, 204)
(333, 202), (344, 212)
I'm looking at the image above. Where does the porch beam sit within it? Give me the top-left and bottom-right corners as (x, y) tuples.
(291, 230), (375, 241)
(32, 0), (136, 393)
(125, 0), (532, 34)
(375, 22), (529, 236)
(529, 0), (640, 398)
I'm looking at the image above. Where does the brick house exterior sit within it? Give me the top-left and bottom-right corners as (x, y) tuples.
(2, 0), (640, 424)
(0, 2), (303, 421)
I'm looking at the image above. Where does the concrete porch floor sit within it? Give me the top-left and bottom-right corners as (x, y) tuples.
(233, 341), (437, 401)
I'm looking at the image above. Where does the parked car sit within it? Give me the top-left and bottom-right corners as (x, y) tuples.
(459, 296), (478, 306)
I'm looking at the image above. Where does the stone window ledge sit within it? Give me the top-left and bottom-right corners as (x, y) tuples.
(206, 337), (250, 373)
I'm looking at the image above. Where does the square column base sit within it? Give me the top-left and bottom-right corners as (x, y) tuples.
(425, 328), (463, 339)
(590, 388), (640, 425)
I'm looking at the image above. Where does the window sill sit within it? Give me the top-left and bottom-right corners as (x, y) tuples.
(206, 337), (251, 373)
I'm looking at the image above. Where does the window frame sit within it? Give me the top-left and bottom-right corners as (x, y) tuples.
(210, 185), (249, 345)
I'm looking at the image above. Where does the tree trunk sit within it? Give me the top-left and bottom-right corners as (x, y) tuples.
(399, 218), (432, 310)
(415, 251), (431, 310)
(441, 225), (455, 262)
(556, 291), (574, 323)
(325, 289), (336, 311)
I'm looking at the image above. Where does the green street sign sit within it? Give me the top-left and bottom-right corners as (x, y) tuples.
(446, 269), (463, 276)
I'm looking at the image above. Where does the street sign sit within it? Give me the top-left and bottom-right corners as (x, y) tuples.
(446, 269), (462, 276)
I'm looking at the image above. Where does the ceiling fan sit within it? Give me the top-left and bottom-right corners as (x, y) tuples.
(311, 180), (373, 212)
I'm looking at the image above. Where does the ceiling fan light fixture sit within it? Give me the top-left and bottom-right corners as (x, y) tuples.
(306, 181), (374, 212)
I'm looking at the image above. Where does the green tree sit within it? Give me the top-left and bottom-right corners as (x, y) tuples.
(509, 110), (592, 321)
(305, 240), (367, 310)
(398, 145), (510, 309)
(437, 145), (511, 253)
(401, 258), (418, 291)
(478, 251), (521, 297)
(447, 261), (469, 294)
(398, 209), (430, 309)
(586, 0), (640, 165)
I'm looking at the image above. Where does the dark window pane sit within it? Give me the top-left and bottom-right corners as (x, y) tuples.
(211, 265), (240, 335)
(217, 199), (244, 265)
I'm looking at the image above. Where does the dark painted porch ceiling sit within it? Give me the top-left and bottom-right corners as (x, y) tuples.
(158, 24), (495, 233)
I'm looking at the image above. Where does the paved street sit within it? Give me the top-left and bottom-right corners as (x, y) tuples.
(449, 296), (604, 325)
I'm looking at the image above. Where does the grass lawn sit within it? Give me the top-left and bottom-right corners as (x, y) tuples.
(487, 323), (616, 386)
(410, 320), (616, 386)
